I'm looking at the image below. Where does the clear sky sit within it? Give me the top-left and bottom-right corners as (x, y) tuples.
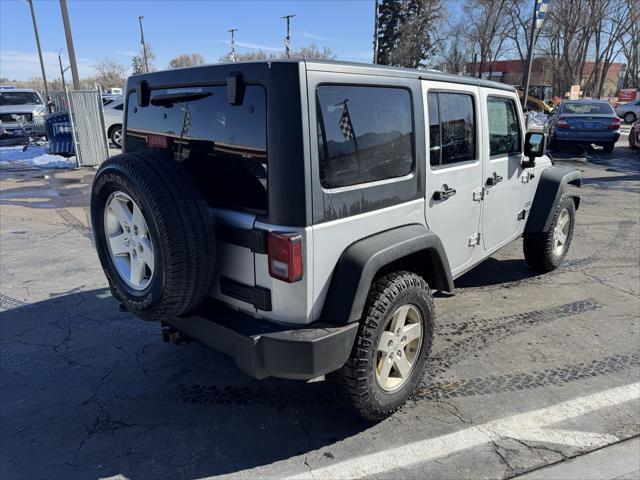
(0, 0), (378, 80)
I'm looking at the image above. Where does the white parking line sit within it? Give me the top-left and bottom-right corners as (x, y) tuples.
(281, 382), (640, 480)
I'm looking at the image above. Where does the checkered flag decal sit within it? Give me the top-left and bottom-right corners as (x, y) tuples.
(339, 104), (354, 139)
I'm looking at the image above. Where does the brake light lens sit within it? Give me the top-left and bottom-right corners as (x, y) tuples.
(556, 117), (570, 129)
(608, 117), (621, 130)
(267, 232), (303, 283)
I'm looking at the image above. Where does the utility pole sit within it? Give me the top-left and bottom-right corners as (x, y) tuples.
(59, 0), (80, 90)
(282, 14), (295, 58)
(58, 50), (70, 93)
(138, 16), (149, 73)
(521, 0), (549, 109)
(228, 28), (237, 62)
(26, 0), (50, 108)
(373, 0), (379, 64)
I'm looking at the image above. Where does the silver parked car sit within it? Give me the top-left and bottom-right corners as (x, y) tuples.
(103, 97), (124, 147)
(615, 98), (640, 123)
(0, 87), (47, 136)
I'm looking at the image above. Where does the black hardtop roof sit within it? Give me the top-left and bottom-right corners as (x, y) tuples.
(130, 58), (515, 93)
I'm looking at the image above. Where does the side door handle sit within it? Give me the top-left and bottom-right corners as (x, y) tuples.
(433, 184), (456, 201)
(486, 172), (503, 186)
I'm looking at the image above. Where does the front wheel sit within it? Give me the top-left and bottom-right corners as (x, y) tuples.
(623, 112), (637, 124)
(523, 195), (576, 273)
(110, 125), (123, 148)
(332, 272), (435, 421)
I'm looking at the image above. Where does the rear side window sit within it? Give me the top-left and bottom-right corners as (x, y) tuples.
(562, 103), (614, 114)
(316, 85), (414, 189)
(126, 85), (267, 213)
(487, 96), (521, 156)
(428, 92), (476, 166)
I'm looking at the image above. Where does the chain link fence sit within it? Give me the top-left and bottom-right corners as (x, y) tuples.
(65, 89), (110, 167)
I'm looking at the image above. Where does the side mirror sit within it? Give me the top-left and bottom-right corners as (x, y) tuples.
(523, 132), (546, 168)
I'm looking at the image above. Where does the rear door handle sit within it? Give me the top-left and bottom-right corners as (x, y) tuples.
(486, 172), (503, 186)
(433, 184), (456, 201)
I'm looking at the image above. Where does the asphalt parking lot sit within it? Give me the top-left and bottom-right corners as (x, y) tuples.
(0, 133), (638, 479)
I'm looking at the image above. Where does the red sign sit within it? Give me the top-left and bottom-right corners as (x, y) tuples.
(619, 89), (638, 102)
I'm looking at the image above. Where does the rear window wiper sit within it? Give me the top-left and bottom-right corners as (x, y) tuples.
(150, 92), (212, 107)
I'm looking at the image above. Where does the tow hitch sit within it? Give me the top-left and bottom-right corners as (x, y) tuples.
(161, 323), (193, 346)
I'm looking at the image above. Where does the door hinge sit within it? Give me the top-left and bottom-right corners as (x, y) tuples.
(517, 209), (527, 221)
(472, 187), (484, 202)
(468, 232), (481, 247)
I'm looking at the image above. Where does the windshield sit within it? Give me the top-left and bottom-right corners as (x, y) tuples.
(0, 91), (43, 106)
(562, 103), (613, 114)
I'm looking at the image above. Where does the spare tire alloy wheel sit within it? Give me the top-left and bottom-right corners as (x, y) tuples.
(104, 191), (154, 290)
(91, 152), (216, 321)
(376, 304), (423, 392)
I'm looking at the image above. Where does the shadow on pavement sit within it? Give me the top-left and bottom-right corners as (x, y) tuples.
(455, 257), (539, 288)
(0, 289), (370, 479)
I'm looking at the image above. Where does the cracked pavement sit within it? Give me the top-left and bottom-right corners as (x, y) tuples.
(0, 138), (639, 479)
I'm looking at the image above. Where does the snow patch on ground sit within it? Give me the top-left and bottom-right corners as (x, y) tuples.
(0, 145), (75, 170)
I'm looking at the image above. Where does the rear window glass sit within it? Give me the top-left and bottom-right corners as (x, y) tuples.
(316, 85), (414, 189)
(126, 85), (267, 213)
(562, 103), (613, 114)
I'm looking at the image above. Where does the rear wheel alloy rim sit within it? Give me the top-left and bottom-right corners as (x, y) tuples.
(553, 208), (570, 257)
(104, 191), (154, 290)
(375, 304), (423, 392)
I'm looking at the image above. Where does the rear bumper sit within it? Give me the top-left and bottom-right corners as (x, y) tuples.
(162, 300), (358, 380)
(554, 129), (620, 143)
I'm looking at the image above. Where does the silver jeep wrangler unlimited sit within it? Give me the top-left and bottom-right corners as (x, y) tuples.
(91, 60), (580, 420)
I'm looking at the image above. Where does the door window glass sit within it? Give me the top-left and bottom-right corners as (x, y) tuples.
(428, 92), (476, 166)
(487, 96), (521, 156)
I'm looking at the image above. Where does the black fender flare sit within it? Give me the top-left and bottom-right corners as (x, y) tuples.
(525, 166), (581, 234)
(321, 224), (454, 325)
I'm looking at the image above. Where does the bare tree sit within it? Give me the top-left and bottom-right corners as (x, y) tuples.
(465, 0), (512, 78)
(218, 44), (334, 63)
(434, 24), (472, 74)
(95, 59), (127, 88)
(540, 0), (633, 98)
(131, 43), (156, 75)
(620, 0), (639, 88)
(168, 53), (206, 69)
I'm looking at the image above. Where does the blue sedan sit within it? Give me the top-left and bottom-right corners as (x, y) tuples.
(550, 100), (621, 153)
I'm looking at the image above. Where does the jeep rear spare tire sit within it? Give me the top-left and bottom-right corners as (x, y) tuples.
(91, 152), (216, 320)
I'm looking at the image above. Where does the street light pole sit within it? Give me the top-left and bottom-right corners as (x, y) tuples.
(26, 0), (50, 107)
(373, 0), (379, 64)
(521, 0), (548, 109)
(228, 28), (237, 62)
(282, 14), (295, 58)
(138, 16), (149, 73)
(59, 0), (80, 90)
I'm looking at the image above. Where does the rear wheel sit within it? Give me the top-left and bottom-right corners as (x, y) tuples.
(91, 151), (216, 320)
(630, 127), (638, 149)
(602, 142), (615, 153)
(623, 112), (637, 124)
(523, 195), (575, 273)
(333, 272), (435, 421)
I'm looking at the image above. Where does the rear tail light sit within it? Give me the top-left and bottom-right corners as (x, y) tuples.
(267, 232), (303, 283)
(608, 117), (621, 130)
(556, 117), (570, 129)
